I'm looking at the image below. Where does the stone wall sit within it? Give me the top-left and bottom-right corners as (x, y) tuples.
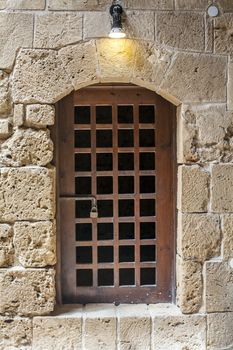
(0, 0), (232, 349)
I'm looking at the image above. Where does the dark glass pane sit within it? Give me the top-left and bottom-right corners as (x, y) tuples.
(118, 130), (134, 147)
(97, 200), (113, 217)
(97, 177), (113, 194)
(76, 247), (92, 264)
(98, 269), (114, 286)
(140, 153), (155, 170)
(96, 130), (112, 148)
(119, 200), (134, 217)
(140, 222), (156, 240)
(140, 268), (156, 286)
(76, 223), (92, 241)
(75, 177), (92, 195)
(118, 105), (133, 123)
(76, 200), (91, 218)
(76, 269), (93, 286)
(118, 176), (134, 194)
(75, 106), (90, 124)
(119, 246), (134, 262)
(118, 153), (134, 170)
(139, 129), (155, 147)
(140, 199), (155, 217)
(119, 268), (135, 286)
(98, 223), (113, 240)
(96, 106), (112, 124)
(75, 130), (91, 148)
(98, 246), (113, 263)
(119, 223), (134, 240)
(75, 154), (91, 172)
(140, 245), (156, 262)
(140, 176), (155, 194)
(139, 105), (155, 123)
(97, 153), (113, 171)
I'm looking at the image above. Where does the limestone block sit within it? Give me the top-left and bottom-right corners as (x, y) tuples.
(207, 312), (233, 350)
(117, 305), (151, 350)
(59, 41), (99, 90)
(0, 317), (32, 350)
(0, 128), (53, 167)
(25, 105), (55, 128)
(12, 49), (73, 104)
(211, 164), (233, 212)
(178, 213), (220, 262)
(0, 71), (11, 116)
(0, 269), (55, 316)
(152, 314), (206, 350)
(228, 60), (233, 110)
(177, 165), (209, 212)
(48, 0), (102, 10)
(0, 13), (33, 70)
(34, 13), (82, 49)
(0, 120), (10, 139)
(0, 224), (14, 267)
(204, 261), (233, 312)
(175, 0), (211, 10)
(160, 52), (227, 103)
(84, 12), (110, 39)
(14, 221), (56, 267)
(222, 215), (233, 259)
(176, 255), (203, 313)
(157, 12), (205, 51)
(124, 0), (173, 9)
(84, 304), (116, 350)
(0, 0), (45, 9)
(13, 104), (24, 127)
(214, 14), (233, 56)
(0, 167), (55, 221)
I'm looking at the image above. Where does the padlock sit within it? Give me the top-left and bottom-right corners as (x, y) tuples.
(90, 205), (98, 218)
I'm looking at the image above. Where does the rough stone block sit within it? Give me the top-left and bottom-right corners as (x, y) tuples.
(214, 14), (233, 56)
(160, 52), (227, 103)
(176, 255), (203, 313)
(124, 0), (173, 9)
(0, 224), (14, 267)
(0, 120), (10, 139)
(211, 164), (233, 212)
(0, 71), (11, 116)
(25, 104), (55, 128)
(222, 215), (233, 259)
(207, 312), (233, 350)
(157, 12), (205, 51)
(228, 60), (233, 110)
(175, 0), (211, 10)
(0, 317), (32, 349)
(0, 167), (55, 221)
(0, 128), (53, 167)
(0, 13), (33, 70)
(84, 12), (110, 39)
(177, 165), (209, 212)
(204, 261), (233, 312)
(59, 41), (99, 90)
(34, 13), (82, 49)
(48, 0), (101, 10)
(14, 221), (56, 267)
(0, 0), (45, 9)
(178, 213), (220, 262)
(12, 49), (73, 104)
(0, 269), (55, 316)
(13, 104), (24, 127)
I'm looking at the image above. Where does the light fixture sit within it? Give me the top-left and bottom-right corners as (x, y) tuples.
(109, 4), (126, 39)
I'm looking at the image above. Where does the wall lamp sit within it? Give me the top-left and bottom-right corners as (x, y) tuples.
(109, 3), (126, 39)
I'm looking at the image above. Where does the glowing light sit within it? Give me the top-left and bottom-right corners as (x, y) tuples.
(109, 4), (126, 39)
(109, 28), (126, 39)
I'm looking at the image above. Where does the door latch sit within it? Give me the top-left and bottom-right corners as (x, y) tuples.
(90, 198), (98, 218)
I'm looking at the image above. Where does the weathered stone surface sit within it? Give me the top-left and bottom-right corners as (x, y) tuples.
(0, 317), (32, 350)
(157, 12), (205, 51)
(12, 49), (73, 104)
(25, 105), (55, 128)
(214, 14), (233, 56)
(0, 13), (33, 70)
(228, 60), (233, 110)
(160, 52), (227, 103)
(125, 0), (173, 9)
(33, 307), (82, 350)
(207, 312), (233, 350)
(0, 269), (55, 316)
(176, 255), (203, 313)
(177, 165), (209, 212)
(0, 128), (53, 167)
(13, 104), (24, 127)
(222, 215), (233, 259)
(175, 0), (211, 10)
(0, 120), (10, 139)
(84, 12), (110, 39)
(0, 224), (13, 267)
(178, 213), (220, 262)
(0, 71), (11, 116)
(14, 221), (56, 267)
(218, 0), (233, 11)
(0, 167), (55, 221)
(0, 0), (45, 9)
(211, 164), (233, 212)
(152, 314), (206, 350)
(34, 13), (82, 49)
(204, 261), (233, 312)
(48, 0), (102, 10)
(59, 41), (99, 90)
(84, 304), (116, 350)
